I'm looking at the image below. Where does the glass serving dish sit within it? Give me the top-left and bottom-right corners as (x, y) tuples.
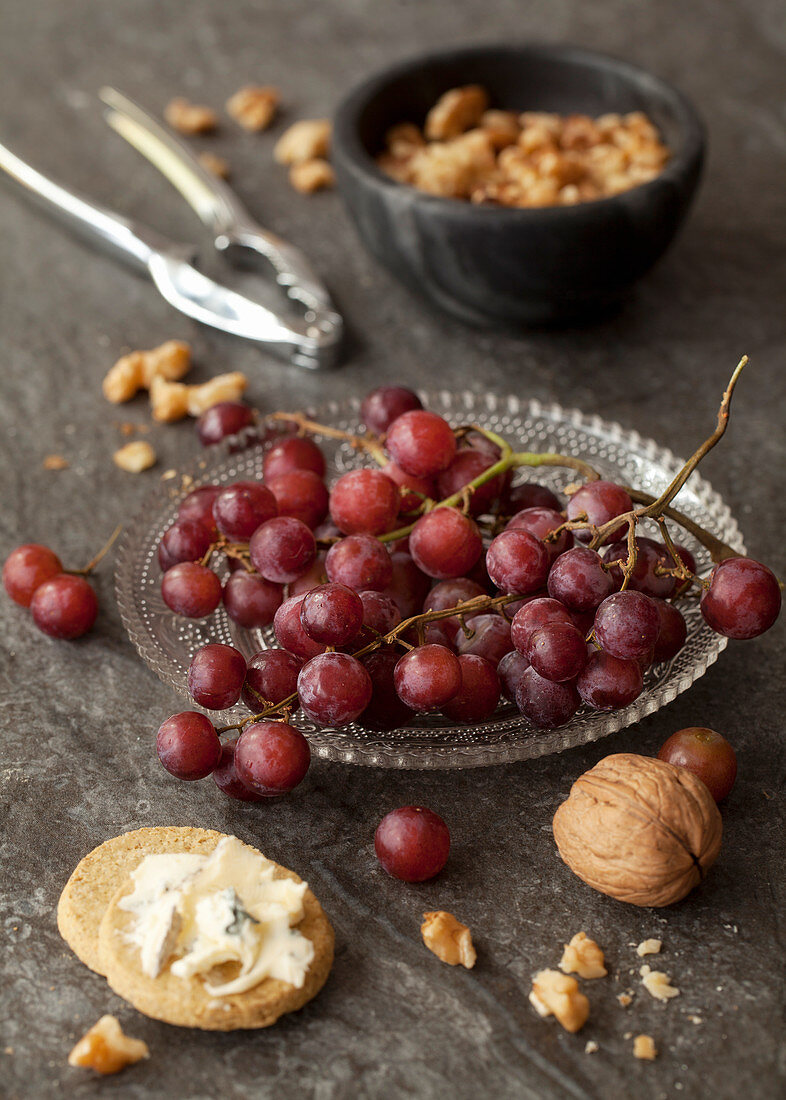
(115, 392), (744, 769)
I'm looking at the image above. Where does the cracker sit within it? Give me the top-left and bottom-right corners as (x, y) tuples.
(57, 827), (224, 975)
(96, 832), (334, 1030)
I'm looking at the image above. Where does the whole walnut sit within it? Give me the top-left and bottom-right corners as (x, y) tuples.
(552, 753), (722, 907)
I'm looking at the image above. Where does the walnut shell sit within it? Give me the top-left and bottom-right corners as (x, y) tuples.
(552, 753), (722, 907)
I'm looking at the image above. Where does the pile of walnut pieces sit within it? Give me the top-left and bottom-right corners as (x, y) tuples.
(164, 89), (334, 194)
(376, 84), (670, 206)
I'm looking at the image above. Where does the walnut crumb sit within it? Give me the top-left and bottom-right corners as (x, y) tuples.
(636, 938), (662, 957)
(103, 340), (191, 404)
(559, 932), (607, 979)
(274, 119), (331, 165)
(113, 441), (156, 473)
(164, 97), (217, 135)
(617, 992), (634, 1007)
(530, 969), (589, 1033)
(160, 468), (177, 480)
(584, 1040), (599, 1054)
(289, 158), (335, 194)
(633, 1034), (657, 1061)
(688, 1014), (703, 1025)
(198, 152), (230, 179)
(149, 371), (247, 422)
(640, 964), (680, 1001)
(226, 85), (279, 131)
(43, 454), (69, 470)
(68, 1016), (149, 1075)
(421, 911), (476, 969)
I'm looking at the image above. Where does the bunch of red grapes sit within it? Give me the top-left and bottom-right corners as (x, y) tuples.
(151, 386), (781, 804)
(2, 545), (98, 638)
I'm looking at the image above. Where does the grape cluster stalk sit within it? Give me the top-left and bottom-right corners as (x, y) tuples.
(132, 358), (780, 802)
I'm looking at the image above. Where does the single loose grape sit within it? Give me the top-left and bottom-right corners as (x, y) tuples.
(566, 480), (633, 544)
(326, 534), (393, 591)
(441, 654), (501, 723)
(329, 469), (400, 536)
(222, 571), (283, 629)
(547, 547), (614, 612)
(527, 621), (588, 682)
(409, 507), (482, 580)
(657, 727), (737, 802)
(515, 666), (580, 729)
(374, 805), (450, 882)
(196, 402), (255, 446)
(158, 519), (213, 572)
(242, 649), (302, 711)
(297, 652), (373, 726)
(263, 435), (326, 481)
(576, 650), (643, 710)
(161, 562), (222, 618)
(300, 583), (364, 646)
(267, 470), (329, 530)
(248, 517), (317, 583)
(497, 650), (530, 703)
(213, 481), (277, 541)
(593, 591), (660, 660)
(486, 529), (550, 595)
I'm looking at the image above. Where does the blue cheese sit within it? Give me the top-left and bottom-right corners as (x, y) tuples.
(118, 838), (314, 995)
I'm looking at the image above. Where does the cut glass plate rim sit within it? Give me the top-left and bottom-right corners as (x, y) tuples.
(115, 391), (744, 769)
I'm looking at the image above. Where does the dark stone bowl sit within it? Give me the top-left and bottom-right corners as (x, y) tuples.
(332, 43), (705, 328)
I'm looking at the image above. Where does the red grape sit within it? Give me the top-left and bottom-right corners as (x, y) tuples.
(603, 537), (676, 599)
(177, 485), (221, 534)
(273, 595), (327, 660)
(329, 469), (399, 536)
(657, 727), (737, 802)
(360, 648), (415, 729)
(263, 435), (326, 481)
(382, 551), (430, 617)
(161, 562), (222, 618)
(593, 591), (660, 659)
(527, 621), (587, 682)
(361, 385), (422, 433)
(510, 597), (573, 655)
(222, 570), (283, 628)
(3, 544), (63, 606)
(157, 519), (213, 572)
(326, 534), (392, 591)
(456, 613), (512, 667)
(300, 583), (364, 645)
(505, 506), (573, 562)
(156, 711), (221, 780)
(213, 481), (277, 541)
(486, 529), (550, 595)
(267, 470), (329, 530)
(374, 805), (450, 882)
(242, 649), (302, 710)
(409, 508), (482, 580)
(567, 480), (633, 543)
(442, 654), (500, 723)
(386, 410), (457, 477)
(576, 650), (643, 710)
(423, 578), (486, 641)
(30, 575), (98, 639)
(212, 739), (265, 801)
(515, 666), (580, 728)
(497, 649), (530, 702)
(297, 652), (373, 725)
(393, 644), (462, 711)
(436, 448), (506, 515)
(196, 402), (254, 446)
(288, 553), (328, 597)
(382, 462), (436, 515)
(234, 720), (310, 795)
(357, 590), (402, 642)
(547, 547), (614, 611)
(651, 598), (687, 662)
(505, 481), (562, 513)
(249, 517), (316, 583)
(187, 643), (246, 710)
(700, 557), (781, 639)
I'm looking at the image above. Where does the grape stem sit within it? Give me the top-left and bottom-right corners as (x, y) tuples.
(269, 411), (388, 466)
(68, 525), (123, 576)
(215, 591), (522, 734)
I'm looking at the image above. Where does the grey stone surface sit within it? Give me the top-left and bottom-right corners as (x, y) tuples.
(0, 1), (784, 1097)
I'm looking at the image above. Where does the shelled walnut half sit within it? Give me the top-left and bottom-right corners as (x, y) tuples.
(68, 1016), (149, 1075)
(552, 754), (722, 907)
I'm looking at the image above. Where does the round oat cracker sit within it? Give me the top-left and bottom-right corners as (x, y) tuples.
(57, 826), (225, 975)
(96, 830), (334, 1030)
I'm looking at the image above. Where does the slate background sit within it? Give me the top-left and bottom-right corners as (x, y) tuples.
(0, 1), (784, 1098)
